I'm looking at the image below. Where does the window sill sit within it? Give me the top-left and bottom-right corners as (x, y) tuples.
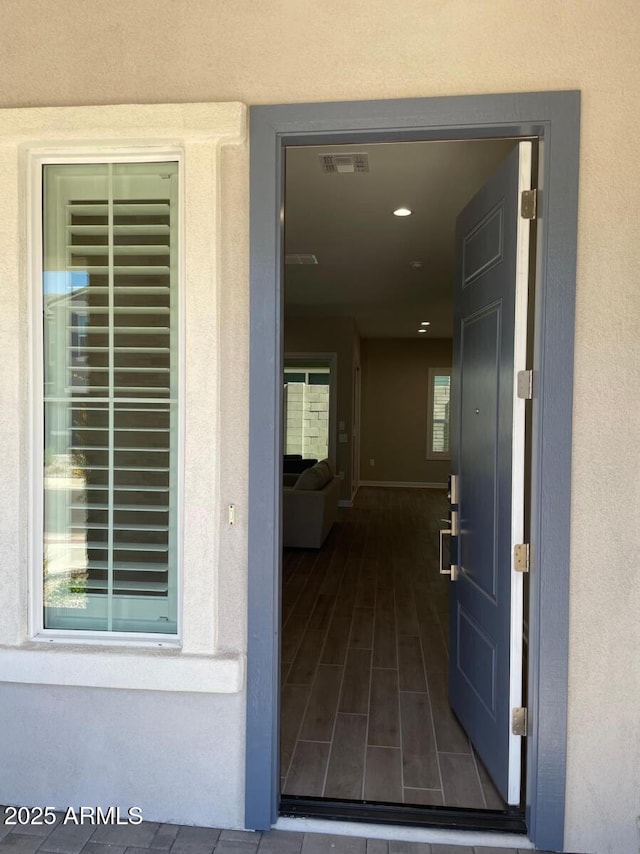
(0, 644), (245, 694)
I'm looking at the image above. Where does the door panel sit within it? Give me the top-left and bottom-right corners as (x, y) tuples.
(459, 305), (501, 602)
(457, 605), (497, 713)
(449, 142), (532, 805)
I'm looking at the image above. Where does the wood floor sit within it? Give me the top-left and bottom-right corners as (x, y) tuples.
(280, 486), (506, 811)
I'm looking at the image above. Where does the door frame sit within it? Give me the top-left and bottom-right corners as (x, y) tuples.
(246, 91), (580, 852)
(351, 364), (361, 498)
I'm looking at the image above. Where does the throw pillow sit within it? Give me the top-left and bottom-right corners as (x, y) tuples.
(318, 458), (334, 479)
(294, 459), (332, 490)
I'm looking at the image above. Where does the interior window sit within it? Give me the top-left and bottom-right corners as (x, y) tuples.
(283, 363), (331, 461)
(427, 367), (451, 459)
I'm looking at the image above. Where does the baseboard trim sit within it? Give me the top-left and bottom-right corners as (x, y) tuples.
(359, 480), (447, 490)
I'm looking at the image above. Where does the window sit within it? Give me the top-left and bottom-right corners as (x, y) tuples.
(283, 360), (332, 462)
(41, 160), (180, 635)
(427, 367), (451, 460)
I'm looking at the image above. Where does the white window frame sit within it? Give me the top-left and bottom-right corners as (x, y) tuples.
(426, 366), (452, 461)
(32, 150), (185, 644)
(0, 103), (246, 694)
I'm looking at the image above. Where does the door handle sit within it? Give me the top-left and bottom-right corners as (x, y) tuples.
(439, 526), (451, 574)
(439, 526), (459, 581)
(440, 486), (459, 581)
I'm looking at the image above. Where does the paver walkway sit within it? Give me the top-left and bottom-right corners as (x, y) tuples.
(0, 810), (551, 854)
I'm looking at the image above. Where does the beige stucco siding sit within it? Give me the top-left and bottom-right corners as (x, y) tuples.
(0, 103), (249, 828)
(0, 2), (639, 853)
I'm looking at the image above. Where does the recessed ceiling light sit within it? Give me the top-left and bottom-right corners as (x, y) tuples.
(420, 321), (431, 326)
(418, 329), (427, 334)
(393, 207), (412, 217)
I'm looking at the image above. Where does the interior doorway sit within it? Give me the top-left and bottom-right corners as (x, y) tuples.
(246, 92), (579, 853)
(279, 137), (526, 820)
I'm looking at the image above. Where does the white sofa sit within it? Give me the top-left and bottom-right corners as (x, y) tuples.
(282, 461), (340, 549)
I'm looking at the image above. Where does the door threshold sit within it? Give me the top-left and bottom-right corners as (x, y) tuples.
(279, 795), (526, 834)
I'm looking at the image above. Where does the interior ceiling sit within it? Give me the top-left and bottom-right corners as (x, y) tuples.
(284, 138), (517, 339)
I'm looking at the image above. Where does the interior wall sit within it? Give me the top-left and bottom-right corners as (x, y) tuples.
(284, 315), (357, 502)
(1, 3), (639, 852)
(360, 338), (452, 485)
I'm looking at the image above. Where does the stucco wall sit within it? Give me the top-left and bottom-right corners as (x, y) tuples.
(0, 104), (249, 829)
(0, 684), (246, 827)
(1, 2), (639, 852)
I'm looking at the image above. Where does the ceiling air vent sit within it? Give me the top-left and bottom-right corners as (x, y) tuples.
(319, 153), (370, 174)
(285, 254), (318, 265)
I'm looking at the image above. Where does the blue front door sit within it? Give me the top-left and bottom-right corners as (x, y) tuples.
(449, 142), (532, 805)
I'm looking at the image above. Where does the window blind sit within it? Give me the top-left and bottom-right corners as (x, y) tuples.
(43, 162), (179, 634)
(431, 374), (451, 455)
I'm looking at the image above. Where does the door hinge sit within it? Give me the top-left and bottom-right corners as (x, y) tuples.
(514, 543), (530, 573)
(521, 189), (537, 220)
(512, 707), (528, 736)
(517, 369), (533, 399)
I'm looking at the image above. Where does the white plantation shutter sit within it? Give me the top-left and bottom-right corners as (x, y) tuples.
(43, 162), (179, 634)
(427, 368), (451, 460)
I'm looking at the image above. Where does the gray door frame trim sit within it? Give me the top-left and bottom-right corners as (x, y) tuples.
(246, 91), (580, 852)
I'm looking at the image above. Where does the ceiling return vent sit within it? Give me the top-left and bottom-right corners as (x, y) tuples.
(319, 152), (370, 173)
(285, 254), (318, 265)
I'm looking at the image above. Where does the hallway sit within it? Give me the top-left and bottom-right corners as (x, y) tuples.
(280, 486), (505, 810)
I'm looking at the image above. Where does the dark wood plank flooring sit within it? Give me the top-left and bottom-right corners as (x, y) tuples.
(280, 486), (505, 810)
